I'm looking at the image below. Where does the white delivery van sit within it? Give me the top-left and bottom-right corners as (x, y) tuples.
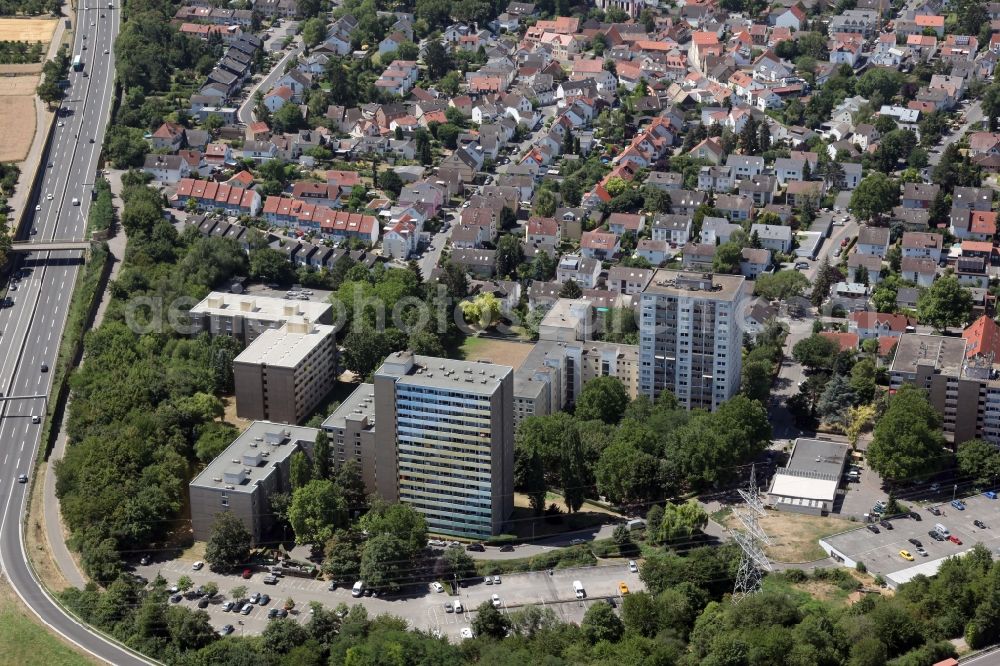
(352, 581), (364, 597)
(453, 599), (463, 613)
(573, 580), (585, 599)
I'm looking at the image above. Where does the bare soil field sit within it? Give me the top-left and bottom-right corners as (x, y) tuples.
(0, 92), (36, 161)
(460, 335), (533, 368)
(0, 62), (43, 74)
(722, 510), (847, 562)
(0, 17), (57, 42)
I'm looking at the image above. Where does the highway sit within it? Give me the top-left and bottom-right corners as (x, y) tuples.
(0, 3), (152, 664)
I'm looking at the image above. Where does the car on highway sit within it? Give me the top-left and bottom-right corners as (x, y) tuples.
(975, 520), (987, 529)
(240, 603), (253, 615)
(628, 560), (638, 573)
(192, 561), (204, 570)
(899, 550), (914, 561)
(619, 582), (629, 595)
(949, 535), (963, 545)
(951, 500), (966, 511)
(460, 628), (474, 639)
(46, 193), (53, 200)
(219, 624), (234, 636)
(40, 364), (48, 372)
(34, 205), (40, 211)
(31, 415), (40, 424)
(17, 474), (27, 483)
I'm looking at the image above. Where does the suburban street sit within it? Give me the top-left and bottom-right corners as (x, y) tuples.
(929, 100), (982, 167)
(136, 558), (645, 640)
(0, 4), (152, 665)
(237, 27), (303, 129)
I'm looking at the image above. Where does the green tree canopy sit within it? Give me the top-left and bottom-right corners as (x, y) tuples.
(868, 385), (947, 482)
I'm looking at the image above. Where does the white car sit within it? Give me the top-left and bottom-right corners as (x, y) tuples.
(460, 627), (474, 639)
(491, 593), (501, 608)
(628, 560), (638, 573)
(431, 582), (444, 593)
(192, 560), (204, 570)
(57, 121), (64, 127)
(46, 193), (53, 200)
(34, 204), (40, 211)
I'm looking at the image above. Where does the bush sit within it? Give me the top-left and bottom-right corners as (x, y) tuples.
(476, 545), (597, 575)
(856, 561), (867, 574)
(485, 534), (517, 546)
(782, 569), (808, 583)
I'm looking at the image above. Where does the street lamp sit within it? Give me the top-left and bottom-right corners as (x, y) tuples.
(953, 484), (958, 502)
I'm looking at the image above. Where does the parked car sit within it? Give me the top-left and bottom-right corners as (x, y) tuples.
(619, 582), (630, 595)
(192, 561), (204, 570)
(492, 575), (501, 585)
(219, 625), (234, 636)
(866, 524), (880, 534)
(951, 500), (966, 511)
(499, 545), (514, 552)
(460, 628), (474, 639)
(240, 604), (253, 615)
(927, 506), (942, 516)
(197, 598), (209, 609)
(928, 530), (945, 541)
(628, 560), (638, 573)
(444, 602), (454, 613)
(242, 568), (253, 579)
(466, 543), (485, 552)
(263, 575), (278, 585)
(916, 546), (928, 557)
(139, 555), (150, 566)
(431, 582), (444, 593)
(985, 491), (999, 499)
(221, 601), (235, 612)
(484, 576), (493, 585)
(908, 538), (923, 548)
(975, 520), (988, 529)
(909, 511), (922, 521)
(259, 594), (270, 606)
(169, 594), (182, 603)
(949, 535), (963, 545)
(249, 592), (261, 604)
(899, 550), (914, 561)
(491, 594), (501, 608)
(879, 519), (893, 530)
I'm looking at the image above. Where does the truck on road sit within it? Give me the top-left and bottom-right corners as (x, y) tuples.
(72, 55), (83, 71)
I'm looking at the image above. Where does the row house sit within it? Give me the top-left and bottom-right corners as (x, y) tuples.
(171, 178), (261, 216)
(174, 6), (254, 27)
(652, 214), (693, 246)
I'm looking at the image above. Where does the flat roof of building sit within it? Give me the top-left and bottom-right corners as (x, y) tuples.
(890, 333), (967, 378)
(376, 351), (513, 395)
(642, 269), (745, 301)
(322, 382), (376, 430)
(191, 291), (332, 321)
(233, 321), (336, 369)
(190, 420), (318, 494)
(769, 438), (849, 504)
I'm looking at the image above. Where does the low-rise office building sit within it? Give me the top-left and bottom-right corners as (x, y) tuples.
(768, 438), (849, 516)
(189, 292), (335, 345)
(233, 320), (337, 425)
(189, 421), (318, 544)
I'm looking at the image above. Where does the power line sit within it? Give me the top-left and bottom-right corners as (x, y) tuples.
(732, 465), (771, 603)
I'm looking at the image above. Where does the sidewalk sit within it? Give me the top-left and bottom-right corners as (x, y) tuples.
(41, 170), (128, 590)
(5, 2), (73, 232)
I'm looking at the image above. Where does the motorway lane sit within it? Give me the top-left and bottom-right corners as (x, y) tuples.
(0, 4), (153, 665)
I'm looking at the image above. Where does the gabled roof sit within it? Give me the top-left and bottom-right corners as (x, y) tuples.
(964, 315), (1000, 360)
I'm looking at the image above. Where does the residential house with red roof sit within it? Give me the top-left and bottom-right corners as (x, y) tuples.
(580, 230), (620, 260)
(964, 315), (1000, 361)
(526, 216), (560, 245)
(171, 178), (261, 216)
(151, 122), (186, 151)
(849, 311), (914, 340)
(263, 86), (293, 113)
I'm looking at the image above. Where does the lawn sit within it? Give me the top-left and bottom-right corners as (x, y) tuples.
(0, 578), (96, 665)
(723, 510), (849, 562)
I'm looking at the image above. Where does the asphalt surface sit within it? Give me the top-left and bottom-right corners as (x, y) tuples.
(237, 30), (302, 127)
(0, 5), (152, 665)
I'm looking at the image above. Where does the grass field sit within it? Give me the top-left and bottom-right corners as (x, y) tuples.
(459, 335), (533, 368)
(0, 17), (57, 42)
(0, 578), (96, 665)
(722, 510), (848, 562)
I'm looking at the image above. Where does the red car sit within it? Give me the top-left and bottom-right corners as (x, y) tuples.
(948, 535), (963, 545)
(242, 568), (253, 579)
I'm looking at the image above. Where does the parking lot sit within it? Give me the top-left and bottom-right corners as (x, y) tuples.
(135, 558), (645, 640)
(822, 492), (1000, 586)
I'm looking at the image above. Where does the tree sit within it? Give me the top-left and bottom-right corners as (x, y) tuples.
(741, 358), (773, 404)
(560, 427), (590, 512)
(816, 374), (856, 429)
(312, 431), (331, 481)
(559, 279), (582, 299)
(811, 255), (839, 307)
(249, 248), (294, 284)
(957, 439), (1000, 486)
(460, 293), (502, 329)
(575, 376), (628, 424)
(204, 512), (252, 571)
(437, 122), (460, 149)
(379, 169), (403, 198)
(581, 600), (625, 643)
(423, 40), (452, 80)
(288, 479), (348, 549)
(849, 359), (877, 403)
(514, 446), (547, 513)
(712, 242), (742, 274)
(792, 334), (839, 372)
(495, 234), (525, 278)
(595, 442), (661, 507)
(290, 450), (312, 489)
(322, 529), (363, 582)
(177, 575), (193, 593)
(868, 385), (947, 482)
(849, 172), (899, 222)
(471, 600), (512, 639)
(335, 459), (368, 517)
(917, 274), (973, 332)
(301, 17), (327, 47)
(229, 585), (248, 604)
(359, 498), (427, 555)
(360, 533), (408, 592)
(646, 504), (664, 544)
(436, 547), (477, 583)
(657, 500), (708, 545)
(754, 271), (809, 300)
(535, 188), (557, 217)
(104, 126), (148, 168)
